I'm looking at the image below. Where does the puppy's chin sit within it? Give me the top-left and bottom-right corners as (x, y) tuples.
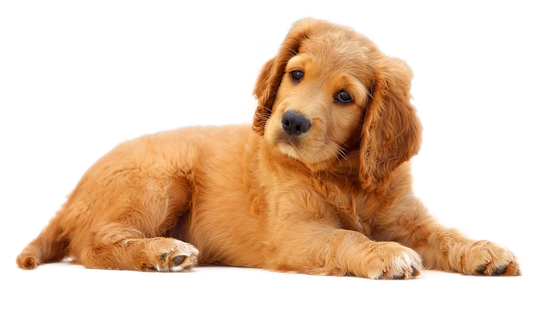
(277, 141), (302, 160)
(274, 136), (335, 171)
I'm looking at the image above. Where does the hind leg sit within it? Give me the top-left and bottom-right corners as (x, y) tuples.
(76, 174), (199, 272)
(80, 224), (199, 271)
(17, 132), (204, 271)
(18, 176), (199, 272)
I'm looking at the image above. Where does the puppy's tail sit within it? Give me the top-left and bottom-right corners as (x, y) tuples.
(16, 214), (70, 270)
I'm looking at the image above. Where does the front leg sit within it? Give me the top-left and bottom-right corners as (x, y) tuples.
(270, 226), (423, 279)
(266, 194), (422, 279)
(379, 196), (520, 276)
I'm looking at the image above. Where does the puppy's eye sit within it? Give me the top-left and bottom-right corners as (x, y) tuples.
(335, 90), (353, 104)
(290, 70), (304, 82)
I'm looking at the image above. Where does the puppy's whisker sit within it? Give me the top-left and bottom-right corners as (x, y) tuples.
(326, 140), (353, 174)
(327, 141), (348, 161)
(255, 112), (272, 120)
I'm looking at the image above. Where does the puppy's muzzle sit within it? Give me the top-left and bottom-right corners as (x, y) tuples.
(281, 111), (311, 136)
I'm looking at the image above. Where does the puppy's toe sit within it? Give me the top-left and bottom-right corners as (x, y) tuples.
(459, 240), (520, 276)
(151, 239), (199, 272)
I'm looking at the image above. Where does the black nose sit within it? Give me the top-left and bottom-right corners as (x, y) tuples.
(281, 111), (311, 136)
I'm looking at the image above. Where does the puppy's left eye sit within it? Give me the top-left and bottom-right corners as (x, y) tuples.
(290, 70), (304, 82)
(335, 91), (353, 104)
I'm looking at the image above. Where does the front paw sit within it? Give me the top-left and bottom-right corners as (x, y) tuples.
(361, 242), (423, 279)
(455, 240), (520, 276)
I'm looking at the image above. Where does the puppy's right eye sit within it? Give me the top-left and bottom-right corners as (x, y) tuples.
(290, 70), (304, 82)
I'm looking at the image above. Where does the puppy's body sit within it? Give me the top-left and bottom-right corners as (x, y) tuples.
(17, 19), (519, 278)
(45, 125), (266, 268)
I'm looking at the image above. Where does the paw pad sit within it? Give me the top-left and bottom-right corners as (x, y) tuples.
(173, 255), (186, 267)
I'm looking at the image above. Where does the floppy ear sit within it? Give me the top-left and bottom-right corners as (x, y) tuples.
(252, 58), (279, 135)
(252, 18), (320, 135)
(359, 57), (422, 191)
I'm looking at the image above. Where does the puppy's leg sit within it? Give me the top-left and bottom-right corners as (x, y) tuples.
(77, 175), (199, 272)
(269, 225), (423, 279)
(81, 225), (199, 272)
(380, 196), (520, 276)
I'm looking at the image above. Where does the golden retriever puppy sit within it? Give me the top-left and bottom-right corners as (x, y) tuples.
(17, 18), (520, 279)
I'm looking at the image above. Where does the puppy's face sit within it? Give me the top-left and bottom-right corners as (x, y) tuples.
(254, 19), (421, 189)
(264, 37), (372, 170)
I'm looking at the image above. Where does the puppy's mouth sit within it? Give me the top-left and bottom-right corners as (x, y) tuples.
(275, 132), (303, 147)
(273, 129), (308, 161)
(275, 128), (333, 164)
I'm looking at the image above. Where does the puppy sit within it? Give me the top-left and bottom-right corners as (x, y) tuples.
(17, 18), (520, 279)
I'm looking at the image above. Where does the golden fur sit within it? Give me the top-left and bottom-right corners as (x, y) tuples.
(17, 19), (519, 279)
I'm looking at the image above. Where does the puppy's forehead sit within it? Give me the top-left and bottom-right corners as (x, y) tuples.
(292, 34), (375, 84)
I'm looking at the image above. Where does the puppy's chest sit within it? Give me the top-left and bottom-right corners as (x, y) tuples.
(313, 180), (372, 235)
(325, 190), (355, 212)
(311, 178), (355, 207)
(322, 186), (352, 212)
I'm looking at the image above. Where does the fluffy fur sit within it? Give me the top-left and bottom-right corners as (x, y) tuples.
(17, 19), (519, 279)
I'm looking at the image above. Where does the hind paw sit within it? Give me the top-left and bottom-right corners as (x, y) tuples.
(145, 239), (199, 272)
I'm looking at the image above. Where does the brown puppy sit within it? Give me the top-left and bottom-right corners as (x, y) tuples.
(17, 18), (519, 279)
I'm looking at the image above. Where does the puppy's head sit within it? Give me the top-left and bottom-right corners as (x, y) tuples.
(253, 19), (422, 191)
